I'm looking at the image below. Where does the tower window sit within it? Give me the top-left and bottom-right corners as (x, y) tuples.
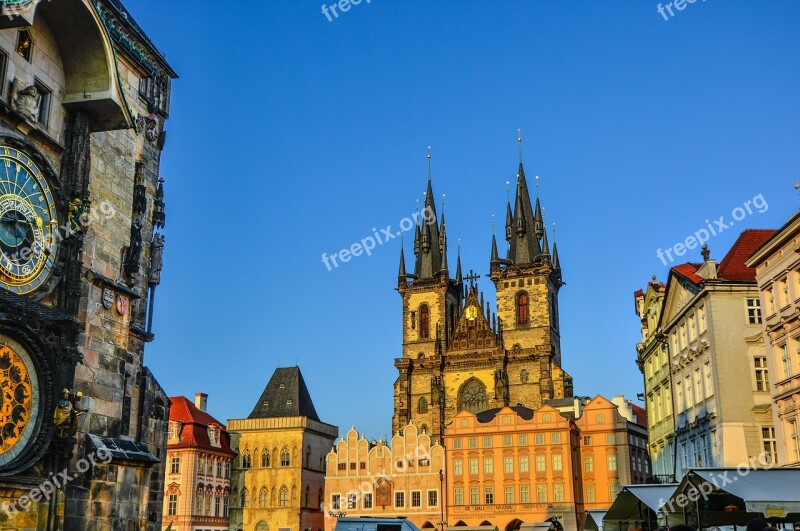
(16, 29), (32, 62)
(419, 396), (428, 413)
(420, 304), (430, 338)
(517, 292), (529, 325)
(521, 370), (529, 384)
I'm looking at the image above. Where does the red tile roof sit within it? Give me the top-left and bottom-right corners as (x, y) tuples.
(717, 229), (776, 281)
(634, 289), (644, 297)
(671, 262), (704, 285)
(628, 402), (648, 428)
(168, 396), (235, 455)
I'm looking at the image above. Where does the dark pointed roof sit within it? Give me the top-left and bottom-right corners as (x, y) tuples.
(455, 246), (463, 284)
(248, 367), (320, 422)
(490, 233), (499, 263)
(552, 241), (560, 270)
(508, 162), (541, 265)
(398, 244), (407, 279)
(414, 171), (442, 279)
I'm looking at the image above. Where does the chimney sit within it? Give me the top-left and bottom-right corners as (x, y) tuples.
(195, 392), (208, 412)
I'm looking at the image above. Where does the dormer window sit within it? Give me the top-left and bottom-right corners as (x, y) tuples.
(16, 29), (32, 62)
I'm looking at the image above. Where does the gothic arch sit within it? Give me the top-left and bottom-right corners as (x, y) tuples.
(516, 291), (529, 324)
(280, 446), (291, 466)
(418, 396), (428, 413)
(457, 377), (488, 414)
(261, 448), (270, 467)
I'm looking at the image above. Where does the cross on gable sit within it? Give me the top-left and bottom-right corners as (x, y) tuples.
(464, 269), (481, 285)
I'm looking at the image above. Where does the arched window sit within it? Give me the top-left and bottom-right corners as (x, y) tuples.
(279, 486), (289, 507)
(305, 445), (311, 468)
(261, 449), (270, 467)
(241, 487), (248, 508)
(517, 292), (529, 325)
(458, 378), (488, 414)
(304, 486), (310, 507)
(280, 447), (291, 467)
(419, 396), (428, 413)
(241, 449), (251, 469)
(259, 487), (268, 508)
(521, 369), (529, 384)
(420, 304), (430, 338)
(318, 488), (324, 506)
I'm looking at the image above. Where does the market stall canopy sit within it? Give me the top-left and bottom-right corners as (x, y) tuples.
(584, 510), (607, 531)
(604, 484), (681, 526)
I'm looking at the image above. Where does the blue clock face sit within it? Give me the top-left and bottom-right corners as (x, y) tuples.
(0, 147), (58, 295)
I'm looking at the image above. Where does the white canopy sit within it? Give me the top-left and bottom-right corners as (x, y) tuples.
(603, 484), (680, 523)
(684, 468), (800, 517)
(584, 510), (608, 530)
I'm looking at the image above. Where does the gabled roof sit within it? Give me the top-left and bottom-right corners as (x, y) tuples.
(717, 229), (776, 281)
(168, 396), (234, 454)
(248, 366), (321, 422)
(671, 263), (704, 285)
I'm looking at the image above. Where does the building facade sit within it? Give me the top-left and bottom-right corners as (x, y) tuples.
(228, 367), (338, 531)
(393, 150), (572, 442)
(324, 424), (445, 531)
(444, 404), (582, 531)
(162, 394), (235, 531)
(0, 0), (176, 529)
(660, 232), (776, 478)
(634, 278), (676, 482)
(746, 211), (800, 467)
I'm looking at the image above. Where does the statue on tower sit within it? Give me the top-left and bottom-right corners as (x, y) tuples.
(494, 369), (509, 405)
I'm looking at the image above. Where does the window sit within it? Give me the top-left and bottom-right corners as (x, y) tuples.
(755, 357), (770, 391)
(215, 496), (221, 516)
(363, 493), (373, 509)
(454, 488), (464, 506)
(347, 493), (357, 509)
(16, 29), (32, 61)
(242, 450), (251, 469)
(483, 436), (493, 448)
(606, 433), (615, 444)
(168, 494), (177, 516)
(607, 455), (617, 472)
(262, 449), (270, 467)
(554, 483), (564, 502)
(520, 485), (530, 503)
(551, 433), (561, 444)
(517, 292), (529, 324)
(483, 458), (494, 474)
(782, 343), (792, 379)
(762, 427), (776, 464)
(543, 413), (552, 422)
(767, 288), (776, 314)
(453, 459), (463, 475)
(680, 323), (687, 349)
(685, 374), (693, 408)
(223, 495), (229, 517)
(470, 487), (479, 505)
(584, 456), (593, 472)
(609, 483), (619, 501)
(698, 305), (707, 332)
(694, 368), (703, 403)
(536, 484), (547, 503)
(225, 462), (231, 478)
(583, 436), (592, 446)
(676, 380), (684, 411)
(420, 304), (430, 338)
(519, 455), (529, 473)
(552, 454), (563, 472)
(535, 455), (546, 472)
(469, 437), (478, 449)
(279, 486), (288, 507)
(170, 457), (180, 474)
(503, 435), (512, 447)
(504, 456), (513, 473)
(688, 313), (696, 341)
(411, 491), (422, 508)
(34, 80), (51, 126)
(331, 494), (341, 510)
(484, 486), (494, 505)
(505, 486), (514, 504)
(428, 490), (438, 507)
(790, 421), (800, 462)
(419, 396), (428, 413)
(519, 434), (529, 446)
(452, 438), (462, 449)
(595, 414), (605, 424)
(533, 433), (543, 445)
(281, 447), (290, 467)
(704, 362), (714, 397)
(240, 488), (249, 509)
(260, 487), (268, 508)
(585, 484), (595, 503)
(469, 458), (478, 475)
(781, 277), (790, 307)
(747, 298), (763, 324)
(520, 369), (529, 383)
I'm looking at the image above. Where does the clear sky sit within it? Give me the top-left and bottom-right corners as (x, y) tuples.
(127, 0), (800, 438)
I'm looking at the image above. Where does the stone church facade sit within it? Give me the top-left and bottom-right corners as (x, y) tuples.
(0, 0), (176, 529)
(393, 149), (573, 442)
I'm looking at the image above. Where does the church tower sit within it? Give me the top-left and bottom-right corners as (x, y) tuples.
(392, 143), (572, 442)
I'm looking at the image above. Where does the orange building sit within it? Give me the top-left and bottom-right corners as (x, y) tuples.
(444, 405), (583, 531)
(162, 393), (235, 531)
(324, 424), (446, 531)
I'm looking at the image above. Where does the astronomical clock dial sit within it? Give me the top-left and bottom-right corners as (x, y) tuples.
(0, 336), (39, 467)
(0, 146), (58, 295)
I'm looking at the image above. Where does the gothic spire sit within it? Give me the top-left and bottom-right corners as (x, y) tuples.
(414, 149), (442, 279)
(505, 199), (513, 242)
(398, 242), (407, 279)
(541, 224), (550, 261)
(439, 209), (449, 275)
(507, 159), (540, 265)
(455, 240), (462, 284)
(552, 240), (561, 270)
(490, 233), (499, 264)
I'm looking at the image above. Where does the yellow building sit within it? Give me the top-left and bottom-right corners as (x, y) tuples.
(162, 394), (235, 531)
(746, 211), (800, 467)
(444, 404), (582, 531)
(228, 367), (338, 531)
(394, 151), (572, 442)
(324, 424), (445, 531)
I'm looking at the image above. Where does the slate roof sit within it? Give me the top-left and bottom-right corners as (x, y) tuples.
(475, 405), (535, 423)
(248, 366), (321, 422)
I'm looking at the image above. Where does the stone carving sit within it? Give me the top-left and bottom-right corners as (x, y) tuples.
(136, 113), (159, 142)
(148, 233), (165, 286)
(53, 389), (88, 438)
(10, 80), (41, 122)
(494, 368), (509, 404)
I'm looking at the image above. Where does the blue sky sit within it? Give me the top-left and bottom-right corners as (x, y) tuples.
(128, 0), (800, 438)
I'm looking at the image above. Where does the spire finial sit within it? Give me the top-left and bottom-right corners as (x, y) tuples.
(427, 145), (432, 182)
(441, 193), (446, 215)
(506, 180), (511, 202)
(492, 213), (496, 235)
(517, 129), (523, 164)
(535, 174), (540, 198)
